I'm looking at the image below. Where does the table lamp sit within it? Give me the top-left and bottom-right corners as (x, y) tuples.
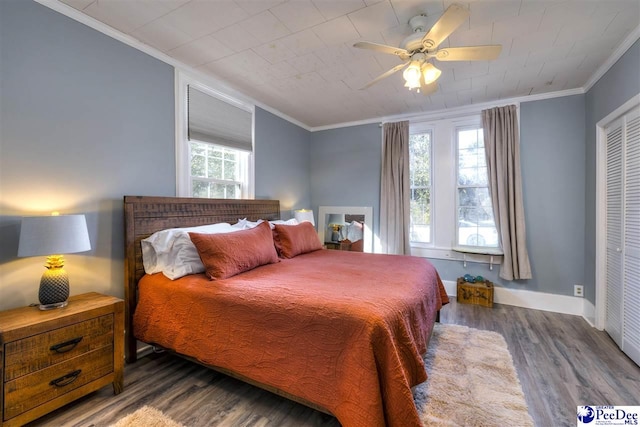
(294, 209), (315, 226)
(18, 213), (91, 310)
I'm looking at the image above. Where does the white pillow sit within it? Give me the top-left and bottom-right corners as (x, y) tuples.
(232, 218), (264, 230)
(142, 222), (237, 280)
(233, 218), (298, 230)
(345, 221), (364, 242)
(270, 218), (299, 228)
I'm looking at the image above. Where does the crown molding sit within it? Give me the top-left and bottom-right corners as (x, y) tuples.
(34, 0), (312, 132)
(583, 24), (640, 92)
(309, 87), (585, 132)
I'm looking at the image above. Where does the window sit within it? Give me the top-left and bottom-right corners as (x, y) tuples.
(176, 72), (254, 199)
(456, 126), (499, 248)
(190, 142), (248, 199)
(409, 131), (432, 243)
(408, 113), (504, 258)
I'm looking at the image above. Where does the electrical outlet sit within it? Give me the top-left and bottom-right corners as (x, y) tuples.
(574, 284), (584, 297)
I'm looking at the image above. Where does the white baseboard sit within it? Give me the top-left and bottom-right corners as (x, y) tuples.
(443, 280), (591, 319)
(582, 299), (596, 327)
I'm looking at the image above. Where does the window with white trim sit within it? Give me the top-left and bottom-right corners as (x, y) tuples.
(409, 115), (500, 256)
(176, 73), (254, 199)
(456, 126), (499, 248)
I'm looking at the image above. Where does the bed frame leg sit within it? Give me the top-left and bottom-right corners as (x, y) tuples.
(436, 310), (441, 323)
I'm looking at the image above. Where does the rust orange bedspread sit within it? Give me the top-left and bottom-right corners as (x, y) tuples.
(133, 249), (448, 427)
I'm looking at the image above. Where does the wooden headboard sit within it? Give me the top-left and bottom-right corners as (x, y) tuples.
(123, 196), (281, 362)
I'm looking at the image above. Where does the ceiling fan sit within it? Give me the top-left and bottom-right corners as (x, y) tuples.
(353, 4), (502, 95)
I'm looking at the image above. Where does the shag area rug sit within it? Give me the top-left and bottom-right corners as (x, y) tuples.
(414, 323), (534, 426)
(110, 406), (185, 427)
(112, 324), (533, 427)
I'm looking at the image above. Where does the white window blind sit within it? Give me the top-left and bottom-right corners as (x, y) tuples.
(187, 85), (252, 152)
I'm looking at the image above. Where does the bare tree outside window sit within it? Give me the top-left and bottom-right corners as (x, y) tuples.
(409, 131), (432, 243)
(190, 141), (243, 199)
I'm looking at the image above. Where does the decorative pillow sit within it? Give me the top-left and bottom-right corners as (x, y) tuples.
(349, 239), (364, 252)
(141, 222), (237, 280)
(273, 222), (322, 259)
(189, 221), (279, 280)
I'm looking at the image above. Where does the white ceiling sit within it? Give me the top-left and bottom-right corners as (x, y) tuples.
(56, 0), (640, 128)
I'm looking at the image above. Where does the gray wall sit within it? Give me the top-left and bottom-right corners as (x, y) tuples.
(584, 39), (640, 303)
(0, 0), (176, 309)
(510, 95), (585, 294)
(310, 124), (381, 239)
(254, 107), (311, 218)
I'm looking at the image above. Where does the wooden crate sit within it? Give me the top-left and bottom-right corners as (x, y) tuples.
(456, 278), (494, 308)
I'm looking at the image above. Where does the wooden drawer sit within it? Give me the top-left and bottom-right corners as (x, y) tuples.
(4, 314), (114, 382)
(3, 345), (114, 421)
(0, 293), (124, 427)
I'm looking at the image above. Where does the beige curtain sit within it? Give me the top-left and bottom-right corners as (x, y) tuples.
(380, 121), (411, 255)
(482, 105), (532, 280)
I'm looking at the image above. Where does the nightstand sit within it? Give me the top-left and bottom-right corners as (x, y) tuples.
(0, 292), (124, 426)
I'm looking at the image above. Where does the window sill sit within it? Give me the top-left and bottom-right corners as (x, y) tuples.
(451, 246), (503, 256)
(410, 244), (503, 267)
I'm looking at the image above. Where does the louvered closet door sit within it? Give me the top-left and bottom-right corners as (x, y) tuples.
(622, 108), (640, 366)
(606, 118), (624, 348)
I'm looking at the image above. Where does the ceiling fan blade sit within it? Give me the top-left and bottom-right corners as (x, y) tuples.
(353, 41), (410, 59)
(360, 63), (408, 90)
(435, 45), (502, 61)
(421, 4), (470, 50)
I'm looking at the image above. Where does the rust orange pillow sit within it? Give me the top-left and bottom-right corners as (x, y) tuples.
(273, 222), (322, 258)
(189, 221), (278, 280)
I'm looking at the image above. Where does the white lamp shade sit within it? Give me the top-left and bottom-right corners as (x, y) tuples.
(327, 214), (345, 225)
(18, 214), (91, 257)
(402, 61), (422, 89)
(421, 62), (442, 85)
(294, 209), (315, 226)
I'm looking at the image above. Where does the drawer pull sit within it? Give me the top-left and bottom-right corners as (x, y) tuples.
(49, 369), (82, 387)
(50, 337), (83, 353)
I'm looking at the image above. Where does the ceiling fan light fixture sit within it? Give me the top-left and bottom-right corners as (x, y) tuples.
(403, 60), (422, 89)
(404, 80), (421, 90)
(354, 4), (500, 92)
(421, 62), (442, 85)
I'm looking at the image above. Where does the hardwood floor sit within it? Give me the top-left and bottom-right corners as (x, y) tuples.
(26, 300), (640, 427)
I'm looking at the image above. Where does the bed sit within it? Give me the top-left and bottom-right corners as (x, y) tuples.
(124, 196), (448, 427)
